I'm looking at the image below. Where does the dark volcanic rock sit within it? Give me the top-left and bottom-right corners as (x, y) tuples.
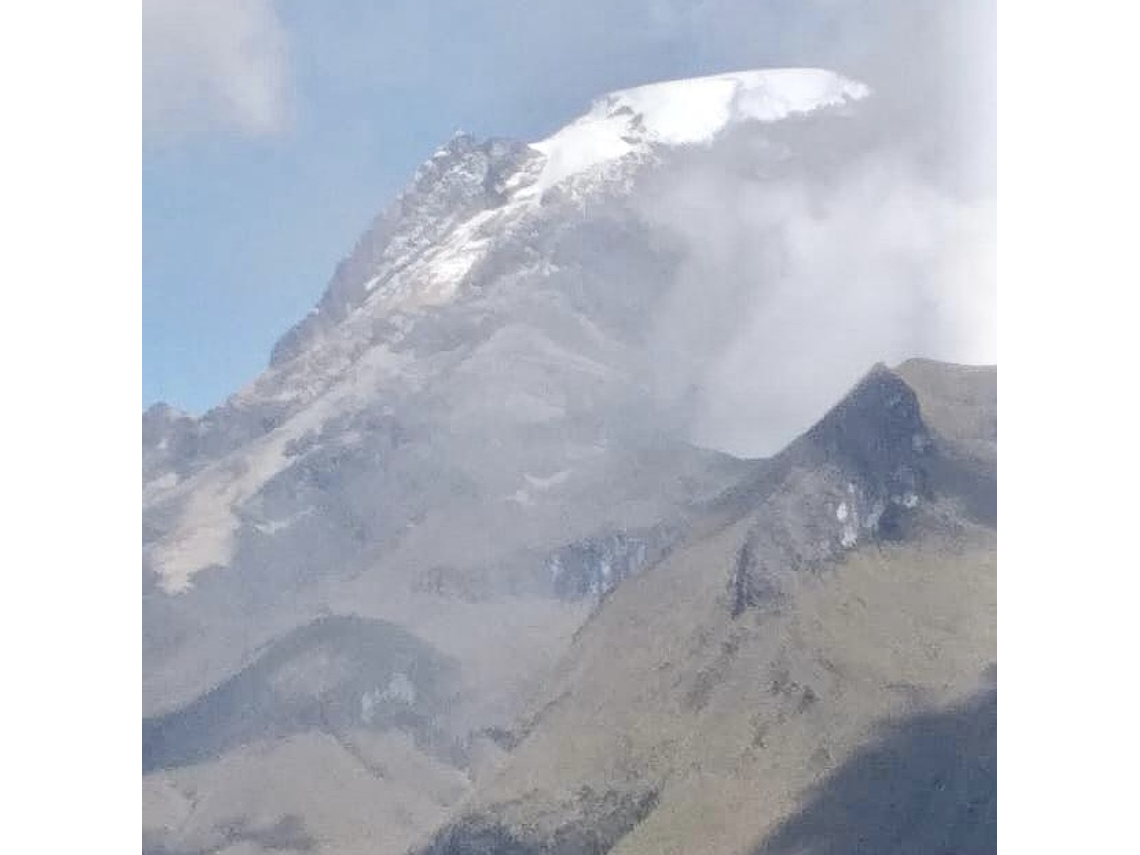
(799, 363), (932, 504)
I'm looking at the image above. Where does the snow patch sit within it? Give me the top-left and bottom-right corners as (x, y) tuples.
(509, 468), (573, 507)
(253, 507), (314, 536)
(864, 500), (885, 531)
(526, 68), (869, 198)
(363, 207), (499, 308)
(841, 525), (859, 549)
(507, 488), (535, 507)
(524, 469), (572, 491)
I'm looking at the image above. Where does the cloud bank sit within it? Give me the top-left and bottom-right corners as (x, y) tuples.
(635, 0), (995, 457)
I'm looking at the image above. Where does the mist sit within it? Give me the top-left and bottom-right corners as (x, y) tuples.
(637, 0), (995, 457)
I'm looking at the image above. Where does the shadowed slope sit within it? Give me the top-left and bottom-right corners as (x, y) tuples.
(757, 687), (996, 855)
(143, 614), (459, 773)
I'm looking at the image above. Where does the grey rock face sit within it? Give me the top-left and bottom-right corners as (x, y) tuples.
(142, 402), (198, 483)
(270, 134), (543, 368)
(546, 526), (674, 603)
(800, 364), (931, 507)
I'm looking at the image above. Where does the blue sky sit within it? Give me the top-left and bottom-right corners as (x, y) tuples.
(142, 0), (990, 413)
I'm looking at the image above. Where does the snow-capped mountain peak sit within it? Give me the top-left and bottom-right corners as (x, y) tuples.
(525, 68), (870, 199)
(143, 67), (874, 593)
(264, 68), (869, 372)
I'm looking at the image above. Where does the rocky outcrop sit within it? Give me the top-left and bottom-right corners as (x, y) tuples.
(546, 527), (675, 602)
(270, 134), (542, 368)
(726, 363), (996, 618)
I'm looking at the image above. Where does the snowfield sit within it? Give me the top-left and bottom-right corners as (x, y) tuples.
(527, 68), (870, 198)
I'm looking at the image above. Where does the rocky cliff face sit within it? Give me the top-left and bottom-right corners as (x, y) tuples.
(546, 526), (678, 602)
(270, 135), (544, 369)
(721, 361), (996, 619)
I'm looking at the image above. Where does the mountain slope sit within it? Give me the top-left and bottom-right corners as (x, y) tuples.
(410, 360), (996, 855)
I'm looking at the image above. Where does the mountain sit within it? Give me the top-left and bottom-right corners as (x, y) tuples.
(409, 359), (995, 855)
(142, 68), (994, 855)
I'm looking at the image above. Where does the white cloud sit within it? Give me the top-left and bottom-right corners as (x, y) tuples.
(630, 1), (995, 457)
(653, 155), (996, 457)
(143, 0), (290, 143)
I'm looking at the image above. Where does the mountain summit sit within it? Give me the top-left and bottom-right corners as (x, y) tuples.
(527, 68), (868, 197)
(267, 68), (868, 373)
